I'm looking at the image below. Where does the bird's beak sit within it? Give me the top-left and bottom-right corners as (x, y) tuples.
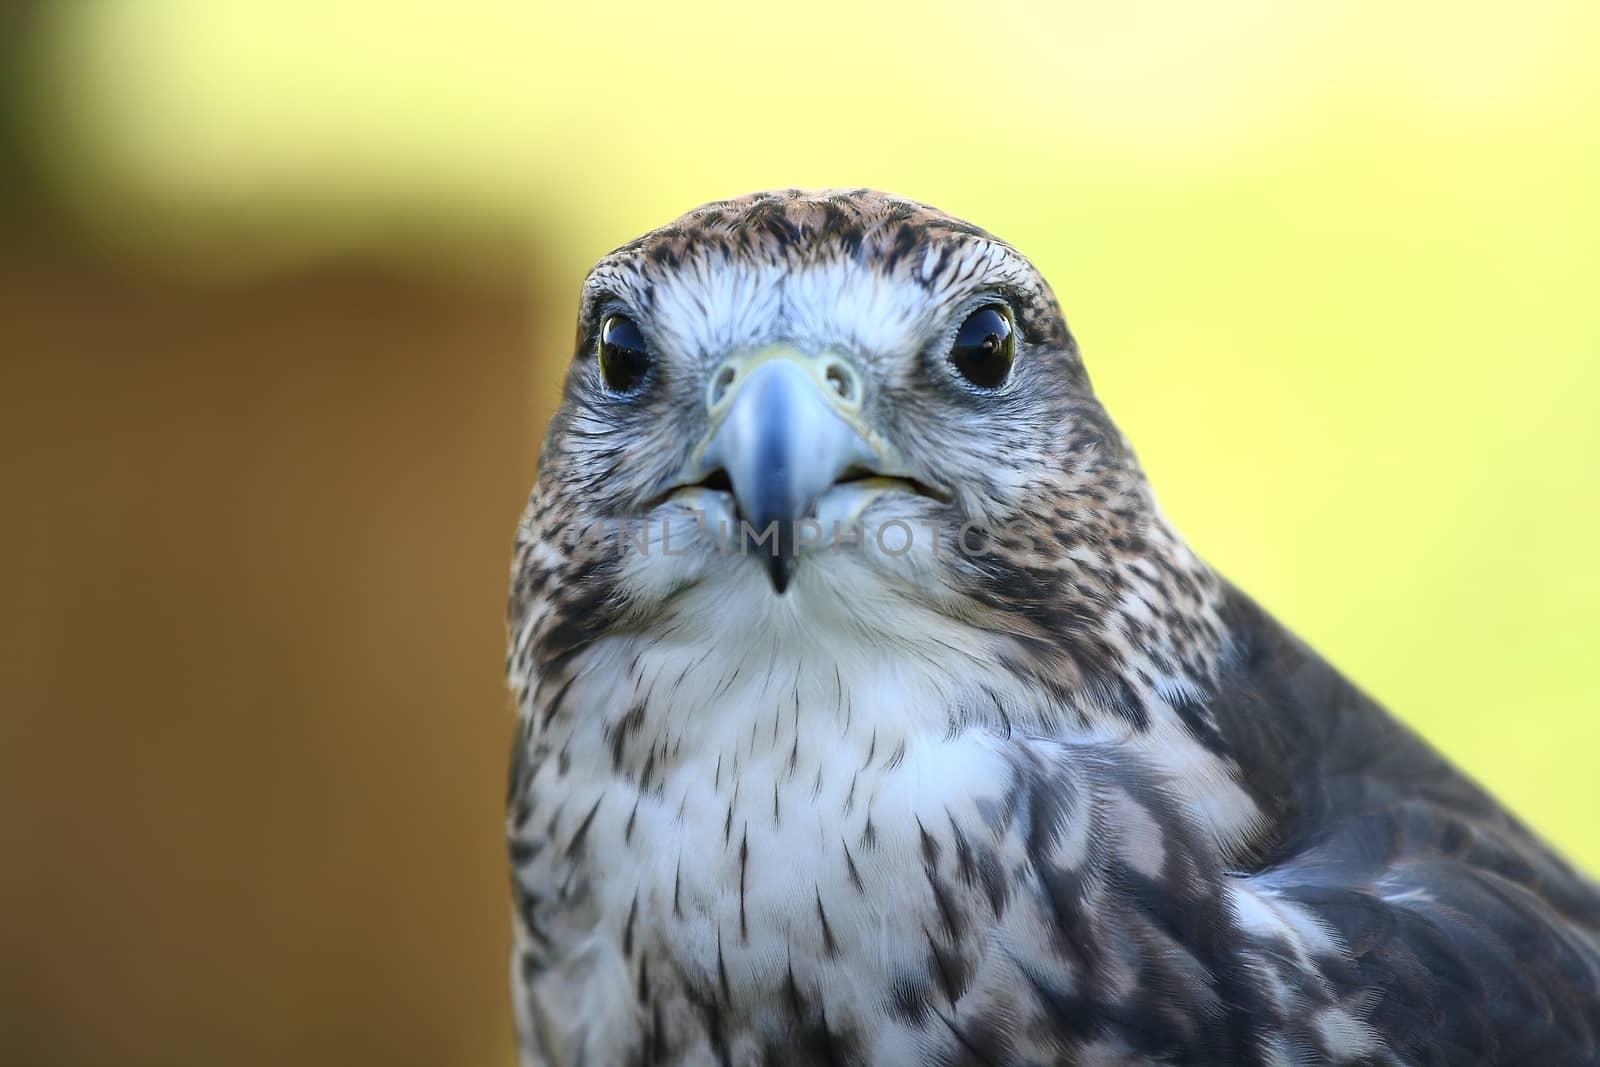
(695, 348), (880, 594)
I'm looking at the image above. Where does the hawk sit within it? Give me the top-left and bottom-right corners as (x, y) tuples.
(505, 189), (1600, 1065)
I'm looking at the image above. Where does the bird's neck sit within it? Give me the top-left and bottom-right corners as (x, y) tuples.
(515, 524), (1269, 859)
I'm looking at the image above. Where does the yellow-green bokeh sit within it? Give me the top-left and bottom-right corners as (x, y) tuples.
(23, 0), (1600, 899)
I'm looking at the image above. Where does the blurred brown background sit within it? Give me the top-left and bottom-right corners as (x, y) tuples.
(1, 12), (541, 1061)
(1, 248), (537, 1067)
(3, 2), (1598, 1065)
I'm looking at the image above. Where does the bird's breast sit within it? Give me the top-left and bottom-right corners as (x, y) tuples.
(510, 631), (1069, 1060)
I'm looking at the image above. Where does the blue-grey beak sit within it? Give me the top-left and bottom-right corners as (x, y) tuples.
(698, 353), (878, 593)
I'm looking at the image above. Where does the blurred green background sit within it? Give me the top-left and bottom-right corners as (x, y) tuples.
(1, 2), (1596, 1065)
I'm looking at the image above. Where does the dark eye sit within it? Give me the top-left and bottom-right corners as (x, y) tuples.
(598, 314), (651, 393)
(948, 305), (1015, 389)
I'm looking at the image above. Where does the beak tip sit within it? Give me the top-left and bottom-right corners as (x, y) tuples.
(766, 554), (796, 595)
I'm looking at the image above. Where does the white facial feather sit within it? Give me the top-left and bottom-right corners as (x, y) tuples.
(597, 243), (1035, 368)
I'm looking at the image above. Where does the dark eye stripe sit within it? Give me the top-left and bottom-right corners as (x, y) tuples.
(599, 315), (651, 393)
(948, 305), (1015, 389)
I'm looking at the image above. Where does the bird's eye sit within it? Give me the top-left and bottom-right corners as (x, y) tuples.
(598, 314), (651, 393)
(948, 305), (1015, 390)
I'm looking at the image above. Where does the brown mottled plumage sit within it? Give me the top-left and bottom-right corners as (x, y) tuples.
(507, 189), (1600, 1065)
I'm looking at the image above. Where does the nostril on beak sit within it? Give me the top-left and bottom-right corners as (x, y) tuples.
(821, 358), (860, 404)
(710, 365), (738, 407)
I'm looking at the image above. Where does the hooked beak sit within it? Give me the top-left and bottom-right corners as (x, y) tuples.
(698, 353), (877, 593)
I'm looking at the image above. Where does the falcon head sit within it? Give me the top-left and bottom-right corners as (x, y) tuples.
(517, 190), (1218, 693)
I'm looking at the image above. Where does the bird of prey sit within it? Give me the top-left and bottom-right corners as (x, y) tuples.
(505, 189), (1600, 1066)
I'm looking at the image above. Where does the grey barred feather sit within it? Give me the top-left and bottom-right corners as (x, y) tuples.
(506, 189), (1600, 1065)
